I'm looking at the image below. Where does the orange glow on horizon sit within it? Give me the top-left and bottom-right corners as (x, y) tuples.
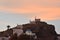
(0, 6), (60, 21)
(0, 0), (60, 21)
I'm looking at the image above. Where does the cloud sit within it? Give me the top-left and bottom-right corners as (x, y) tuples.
(0, 6), (60, 21)
(0, 0), (60, 7)
(0, 0), (60, 21)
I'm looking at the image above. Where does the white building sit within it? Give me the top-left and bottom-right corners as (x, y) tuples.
(13, 25), (23, 36)
(13, 29), (23, 36)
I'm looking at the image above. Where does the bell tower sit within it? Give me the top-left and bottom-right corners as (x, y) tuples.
(35, 16), (41, 24)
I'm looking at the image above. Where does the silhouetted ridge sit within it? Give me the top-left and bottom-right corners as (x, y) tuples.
(0, 18), (58, 40)
(22, 19), (58, 40)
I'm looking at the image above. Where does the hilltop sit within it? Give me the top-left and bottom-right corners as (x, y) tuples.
(0, 18), (59, 40)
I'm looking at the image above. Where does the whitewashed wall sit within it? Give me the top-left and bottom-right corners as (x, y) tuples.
(13, 29), (23, 36)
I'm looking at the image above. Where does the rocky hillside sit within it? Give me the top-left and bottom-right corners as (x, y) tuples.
(0, 18), (59, 40)
(9, 19), (58, 40)
(22, 19), (58, 40)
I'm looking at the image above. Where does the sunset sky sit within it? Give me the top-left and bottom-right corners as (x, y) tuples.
(0, 0), (60, 34)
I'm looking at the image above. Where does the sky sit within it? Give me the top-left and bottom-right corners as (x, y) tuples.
(0, 0), (60, 34)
